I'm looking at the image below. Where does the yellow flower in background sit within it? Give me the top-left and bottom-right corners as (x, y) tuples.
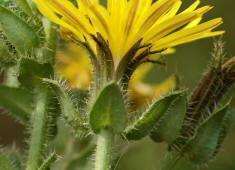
(129, 62), (176, 109)
(33, 0), (224, 64)
(56, 43), (92, 88)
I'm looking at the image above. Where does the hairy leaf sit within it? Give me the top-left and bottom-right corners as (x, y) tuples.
(182, 104), (229, 164)
(0, 38), (16, 67)
(89, 82), (127, 134)
(0, 85), (34, 123)
(0, 5), (40, 54)
(125, 91), (183, 140)
(18, 57), (53, 88)
(42, 78), (88, 133)
(150, 92), (187, 144)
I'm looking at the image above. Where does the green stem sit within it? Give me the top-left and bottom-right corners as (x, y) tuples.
(26, 85), (49, 170)
(95, 129), (114, 170)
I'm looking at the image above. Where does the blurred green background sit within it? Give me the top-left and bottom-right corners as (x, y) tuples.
(0, 0), (235, 170)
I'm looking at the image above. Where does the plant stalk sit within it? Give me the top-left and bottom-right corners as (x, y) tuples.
(95, 129), (114, 170)
(26, 85), (49, 170)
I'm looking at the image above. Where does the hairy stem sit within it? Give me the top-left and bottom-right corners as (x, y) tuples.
(26, 85), (49, 170)
(95, 129), (114, 170)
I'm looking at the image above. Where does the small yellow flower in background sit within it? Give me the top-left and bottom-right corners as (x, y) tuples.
(56, 43), (92, 89)
(33, 0), (224, 63)
(129, 62), (176, 109)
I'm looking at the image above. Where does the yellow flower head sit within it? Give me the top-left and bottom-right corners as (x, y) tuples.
(33, 0), (223, 63)
(34, 0), (224, 105)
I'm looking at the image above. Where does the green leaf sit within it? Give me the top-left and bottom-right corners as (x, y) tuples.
(213, 109), (235, 157)
(42, 78), (88, 133)
(0, 85), (34, 123)
(89, 82), (127, 134)
(0, 150), (15, 170)
(39, 151), (57, 170)
(182, 104), (229, 164)
(150, 92), (187, 144)
(18, 57), (54, 88)
(0, 5), (40, 54)
(14, 0), (34, 18)
(0, 38), (16, 67)
(124, 91), (183, 140)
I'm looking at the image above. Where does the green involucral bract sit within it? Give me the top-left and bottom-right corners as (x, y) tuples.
(182, 103), (229, 164)
(42, 78), (88, 133)
(125, 91), (184, 140)
(89, 82), (127, 134)
(150, 92), (187, 144)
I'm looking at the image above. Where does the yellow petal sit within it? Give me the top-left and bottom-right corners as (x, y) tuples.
(152, 18), (224, 50)
(147, 12), (199, 43)
(33, 0), (84, 39)
(138, 0), (179, 36)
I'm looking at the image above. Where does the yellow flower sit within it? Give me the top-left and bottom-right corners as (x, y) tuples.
(55, 43), (176, 109)
(34, 0), (224, 108)
(33, 0), (224, 63)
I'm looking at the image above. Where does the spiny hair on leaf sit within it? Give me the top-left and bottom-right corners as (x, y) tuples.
(211, 37), (226, 66)
(53, 76), (90, 114)
(0, 0), (45, 47)
(150, 94), (183, 134)
(3, 0), (45, 46)
(0, 30), (18, 57)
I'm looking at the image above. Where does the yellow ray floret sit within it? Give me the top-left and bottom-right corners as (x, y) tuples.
(33, 0), (224, 63)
